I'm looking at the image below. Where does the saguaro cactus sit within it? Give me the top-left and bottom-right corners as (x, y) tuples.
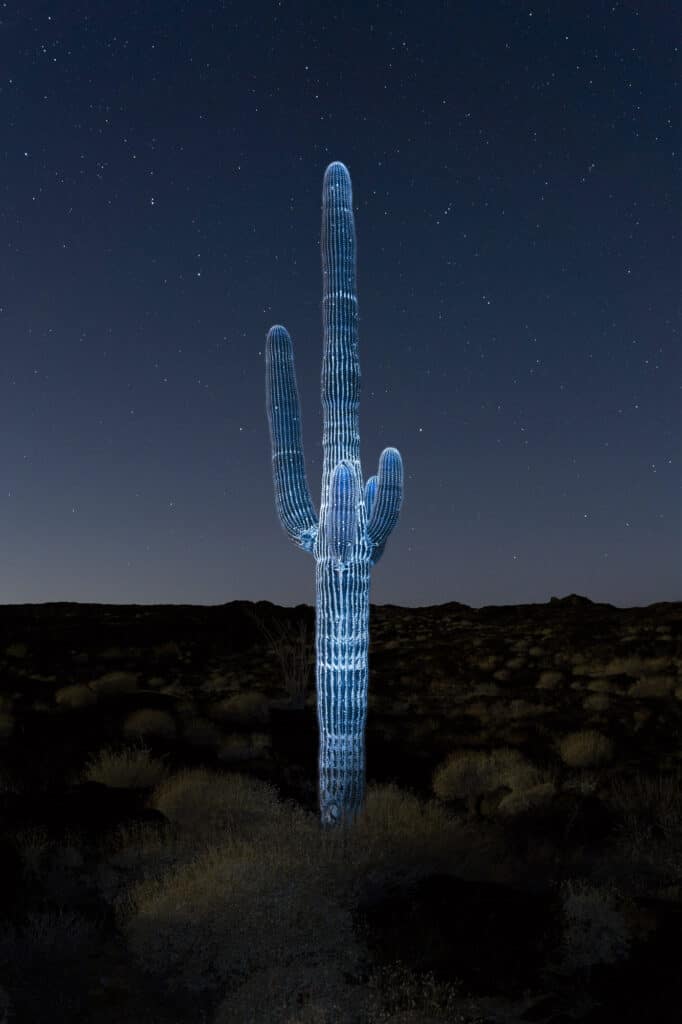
(265, 161), (404, 826)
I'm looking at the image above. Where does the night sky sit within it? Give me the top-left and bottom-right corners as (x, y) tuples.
(1, 1), (679, 609)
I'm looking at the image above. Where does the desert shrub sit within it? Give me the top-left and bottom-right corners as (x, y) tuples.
(432, 747), (544, 805)
(536, 670), (563, 689)
(81, 741), (170, 789)
(563, 770), (599, 795)
(209, 691), (270, 725)
(496, 782), (556, 817)
(557, 880), (631, 972)
(0, 714), (14, 740)
(94, 819), (198, 909)
(122, 708), (176, 740)
(115, 828), (360, 1003)
(585, 677), (616, 693)
(607, 770), (682, 846)
(146, 675), (167, 688)
(13, 826), (51, 878)
(319, 784), (480, 901)
(471, 654), (499, 672)
(148, 767), (300, 844)
(558, 730), (614, 769)
(582, 694), (610, 712)
(602, 655), (669, 678)
(507, 698), (547, 718)
(89, 670), (138, 696)
(627, 675), (676, 698)
(55, 684), (97, 709)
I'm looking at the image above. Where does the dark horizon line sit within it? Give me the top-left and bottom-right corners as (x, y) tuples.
(0, 594), (679, 612)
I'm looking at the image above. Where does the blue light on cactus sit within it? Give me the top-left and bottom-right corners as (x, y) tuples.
(265, 161), (404, 826)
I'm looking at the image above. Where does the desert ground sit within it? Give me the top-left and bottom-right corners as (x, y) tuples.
(0, 594), (680, 1023)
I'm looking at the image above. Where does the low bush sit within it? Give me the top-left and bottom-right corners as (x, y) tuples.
(208, 691), (270, 725)
(432, 747), (544, 807)
(558, 730), (614, 769)
(55, 684), (97, 709)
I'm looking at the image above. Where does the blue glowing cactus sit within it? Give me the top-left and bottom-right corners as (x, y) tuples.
(265, 161), (404, 826)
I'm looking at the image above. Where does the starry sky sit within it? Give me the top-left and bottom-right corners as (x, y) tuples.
(1, 1), (679, 609)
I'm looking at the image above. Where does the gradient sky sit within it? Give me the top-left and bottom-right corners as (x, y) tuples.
(1, 1), (679, 608)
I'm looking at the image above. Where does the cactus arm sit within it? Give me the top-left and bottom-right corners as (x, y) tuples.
(366, 446), (404, 551)
(265, 324), (318, 553)
(327, 460), (359, 567)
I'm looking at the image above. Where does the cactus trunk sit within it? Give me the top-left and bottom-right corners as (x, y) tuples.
(265, 161), (404, 827)
(315, 557), (371, 825)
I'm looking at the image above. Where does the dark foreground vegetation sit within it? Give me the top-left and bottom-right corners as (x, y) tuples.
(0, 595), (680, 1023)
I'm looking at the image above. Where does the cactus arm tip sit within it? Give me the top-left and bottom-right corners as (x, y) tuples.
(366, 446), (404, 553)
(265, 322), (319, 552)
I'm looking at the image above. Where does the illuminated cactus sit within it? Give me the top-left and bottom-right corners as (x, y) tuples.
(265, 161), (404, 826)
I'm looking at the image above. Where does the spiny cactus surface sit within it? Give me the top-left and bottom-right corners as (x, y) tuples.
(265, 161), (404, 825)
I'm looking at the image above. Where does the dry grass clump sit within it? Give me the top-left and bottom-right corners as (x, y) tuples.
(208, 691), (270, 725)
(13, 826), (52, 879)
(80, 741), (170, 789)
(432, 747), (545, 806)
(557, 730), (614, 769)
(607, 770), (682, 847)
(55, 684), (97, 709)
(89, 670), (139, 696)
(123, 708), (177, 740)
